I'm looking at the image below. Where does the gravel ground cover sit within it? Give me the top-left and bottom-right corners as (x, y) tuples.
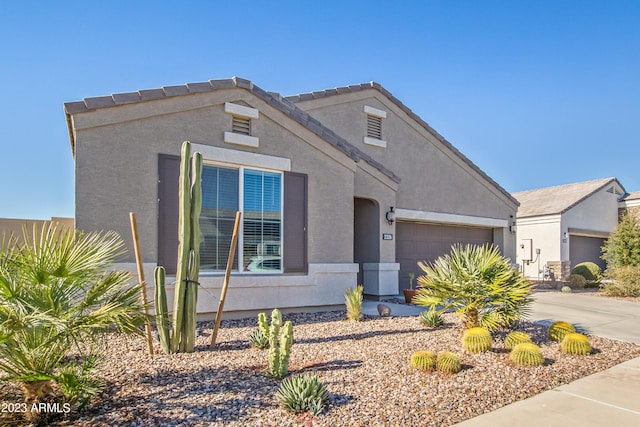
(2, 311), (640, 427)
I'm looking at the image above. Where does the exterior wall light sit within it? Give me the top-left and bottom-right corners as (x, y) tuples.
(386, 207), (395, 225)
(509, 215), (517, 234)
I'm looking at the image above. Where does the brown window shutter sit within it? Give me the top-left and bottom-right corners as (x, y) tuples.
(283, 172), (308, 274)
(157, 154), (180, 274)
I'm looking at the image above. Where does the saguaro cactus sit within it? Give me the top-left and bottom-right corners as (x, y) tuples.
(154, 141), (202, 354)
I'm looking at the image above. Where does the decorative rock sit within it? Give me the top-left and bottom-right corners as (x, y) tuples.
(377, 303), (392, 317)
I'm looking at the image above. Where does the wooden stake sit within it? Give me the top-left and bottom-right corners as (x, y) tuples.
(211, 211), (241, 348)
(129, 212), (155, 355)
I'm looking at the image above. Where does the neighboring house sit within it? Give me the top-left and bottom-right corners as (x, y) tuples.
(619, 191), (640, 221)
(513, 178), (625, 280)
(64, 77), (518, 317)
(0, 217), (75, 247)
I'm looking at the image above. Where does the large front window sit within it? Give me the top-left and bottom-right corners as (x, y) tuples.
(200, 164), (282, 273)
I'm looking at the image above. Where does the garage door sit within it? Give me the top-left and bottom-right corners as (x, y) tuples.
(569, 235), (606, 271)
(396, 222), (493, 293)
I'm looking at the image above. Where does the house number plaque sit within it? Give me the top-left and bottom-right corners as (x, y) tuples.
(382, 233), (393, 240)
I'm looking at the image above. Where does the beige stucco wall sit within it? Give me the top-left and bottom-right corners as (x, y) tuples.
(73, 88), (356, 265)
(294, 89), (518, 260)
(70, 88), (367, 315)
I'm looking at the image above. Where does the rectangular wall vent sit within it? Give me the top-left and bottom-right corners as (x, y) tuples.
(232, 116), (251, 135)
(367, 115), (382, 140)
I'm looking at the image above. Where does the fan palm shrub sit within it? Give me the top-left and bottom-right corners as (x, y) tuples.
(0, 223), (147, 415)
(414, 244), (533, 331)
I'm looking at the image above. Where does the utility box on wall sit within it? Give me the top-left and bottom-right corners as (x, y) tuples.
(520, 239), (533, 261)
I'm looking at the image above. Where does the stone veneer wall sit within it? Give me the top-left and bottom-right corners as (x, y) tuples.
(546, 260), (571, 281)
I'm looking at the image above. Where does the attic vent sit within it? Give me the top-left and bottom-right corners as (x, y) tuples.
(232, 116), (251, 135)
(367, 115), (382, 140)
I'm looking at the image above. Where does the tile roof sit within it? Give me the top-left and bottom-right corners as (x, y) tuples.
(624, 191), (640, 201)
(286, 82), (519, 206)
(513, 177), (622, 218)
(64, 78), (400, 184)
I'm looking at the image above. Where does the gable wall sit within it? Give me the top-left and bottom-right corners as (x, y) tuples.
(294, 90), (517, 220)
(73, 88), (356, 264)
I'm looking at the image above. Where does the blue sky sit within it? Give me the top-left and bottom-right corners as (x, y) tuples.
(1, 1), (638, 219)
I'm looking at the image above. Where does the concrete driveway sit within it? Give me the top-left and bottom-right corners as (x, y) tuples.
(529, 291), (640, 344)
(454, 290), (640, 426)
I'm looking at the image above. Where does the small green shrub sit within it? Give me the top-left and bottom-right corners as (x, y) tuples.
(566, 274), (587, 289)
(436, 351), (461, 374)
(510, 342), (544, 367)
(571, 262), (601, 282)
(561, 333), (592, 355)
(602, 265), (640, 297)
(249, 330), (269, 349)
(504, 331), (532, 351)
(561, 286), (572, 293)
(410, 350), (436, 371)
(419, 309), (444, 328)
(345, 285), (364, 321)
(547, 321), (576, 342)
(462, 327), (492, 353)
(277, 374), (329, 415)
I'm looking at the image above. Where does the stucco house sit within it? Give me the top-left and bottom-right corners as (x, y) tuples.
(64, 77), (518, 317)
(619, 191), (640, 220)
(513, 178), (626, 280)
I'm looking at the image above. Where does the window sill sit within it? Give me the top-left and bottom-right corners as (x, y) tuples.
(363, 136), (387, 148)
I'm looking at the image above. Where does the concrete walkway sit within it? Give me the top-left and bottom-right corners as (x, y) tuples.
(364, 292), (640, 426)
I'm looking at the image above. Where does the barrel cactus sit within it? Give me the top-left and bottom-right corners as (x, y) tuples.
(510, 342), (544, 367)
(547, 321), (576, 342)
(436, 351), (461, 374)
(561, 333), (592, 355)
(504, 331), (532, 351)
(410, 350), (437, 371)
(462, 327), (492, 353)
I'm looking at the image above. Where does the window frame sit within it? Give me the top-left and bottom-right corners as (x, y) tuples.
(200, 159), (284, 275)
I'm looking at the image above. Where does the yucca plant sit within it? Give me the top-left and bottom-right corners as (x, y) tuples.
(410, 350), (436, 371)
(547, 321), (576, 342)
(510, 342), (544, 367)
(0, 223), (147, 416)
(561, 333), (592, 355)
(504, 331), (532, 351)
(419, 308), (444, 328)
(462, 327), (493, 353)
(414, 244), (533, 331)
(345, 285), (364, 321)
(436, 351), (461, 374)
(277, 374), (329, 415)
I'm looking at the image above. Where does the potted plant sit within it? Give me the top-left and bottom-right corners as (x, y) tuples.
(403, 272), (418, 303)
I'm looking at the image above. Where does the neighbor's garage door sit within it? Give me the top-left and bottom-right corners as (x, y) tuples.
(569, 235), (606, 271)
(396, 222), (493, 293)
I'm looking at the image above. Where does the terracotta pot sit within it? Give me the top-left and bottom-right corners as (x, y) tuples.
(403, 289), (418, 304)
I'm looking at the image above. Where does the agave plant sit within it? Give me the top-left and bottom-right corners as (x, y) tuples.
(414, 244), (533, 331)
(0, 223), (147, 412)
